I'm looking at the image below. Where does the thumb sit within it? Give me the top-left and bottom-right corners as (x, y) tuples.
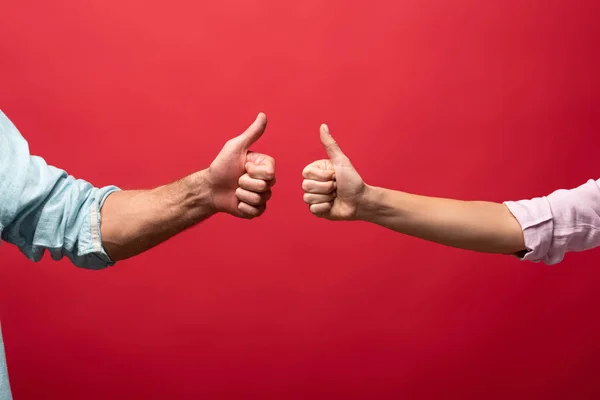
(320, 124), (347, 162)
(234, 113), (267, 150)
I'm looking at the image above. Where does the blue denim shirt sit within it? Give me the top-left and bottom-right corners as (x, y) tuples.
(0, 110), (120, 399)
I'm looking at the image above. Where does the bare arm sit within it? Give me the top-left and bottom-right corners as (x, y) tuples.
(301, 124), (532, 258)
(100, 113), (276, 263)
(0, 111), (274, 269)
(100, 171), (216, 261)
(356, 186), (525, 254)
(303, 124), (600, 264)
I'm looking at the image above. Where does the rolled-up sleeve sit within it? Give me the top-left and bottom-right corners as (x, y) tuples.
(0, 110), (120, 269)
(504, 179), (600, 265)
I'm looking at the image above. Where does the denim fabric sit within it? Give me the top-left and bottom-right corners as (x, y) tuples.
(0, 109), (120, 397)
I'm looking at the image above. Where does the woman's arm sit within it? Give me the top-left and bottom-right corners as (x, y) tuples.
(302, 124), (600, 265)
(356, 187), (526, 255)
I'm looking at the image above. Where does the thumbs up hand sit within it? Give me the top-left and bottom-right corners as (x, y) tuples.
(302, 124), (366, 220)
(207, 113), (275, 218)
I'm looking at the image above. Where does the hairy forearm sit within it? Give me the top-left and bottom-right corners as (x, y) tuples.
(100, 170), (216, 261)
(357, 186), (526, 255)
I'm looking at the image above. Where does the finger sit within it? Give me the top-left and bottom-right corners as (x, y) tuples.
(232, 113), (267, 150)
(245, 162), (275, 180)
(238, 202), (266, 219)
(303, 192), (336, 205)
(309, 202), (332, 216)
(246, 152), (275, 168)
(238, 174), (269, 192)
(319, 124), (347, 163)
(302, 164), (335, 181)
(302, 179), (336, 194)
(236, 188), (272, 206)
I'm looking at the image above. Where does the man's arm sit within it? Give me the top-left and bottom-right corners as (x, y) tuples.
(99, 171), (215, 261)
(100, 113), (275, 261)
(0, 110), (274, 268)
(302, 124), (600, 265)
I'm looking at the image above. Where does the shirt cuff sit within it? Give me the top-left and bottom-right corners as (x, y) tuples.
(67, 185), (120, 269)
(504, 197), (554, 263)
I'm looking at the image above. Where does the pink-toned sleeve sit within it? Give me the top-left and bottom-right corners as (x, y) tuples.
(503, 179), (600, 265)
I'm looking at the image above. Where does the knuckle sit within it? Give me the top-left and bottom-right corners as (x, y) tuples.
(302, 180), (311, 192)
(245, 163), (256, 174)
(257, 180), (268, 192)
(264, 170), (275, 180)
(324, 142), (337, 152)
(246, 193), (259, 205)
(302, 166), (312, 178)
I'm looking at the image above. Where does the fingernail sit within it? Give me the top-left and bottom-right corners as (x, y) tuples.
(322, 124), (329, 134)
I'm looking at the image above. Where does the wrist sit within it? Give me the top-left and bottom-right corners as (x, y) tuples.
(179, 169), (218, 219)
(355, 184), (381, 222)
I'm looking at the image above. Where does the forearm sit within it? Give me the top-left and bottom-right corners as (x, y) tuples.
(100, 170), (216, 261)
(357, 186), (526, 255)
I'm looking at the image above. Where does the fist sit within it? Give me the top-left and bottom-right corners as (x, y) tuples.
(207, 113), (276, 219)
(302, 124), (366, 220)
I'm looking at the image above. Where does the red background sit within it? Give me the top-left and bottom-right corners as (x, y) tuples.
(1, 0), (599, 398)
